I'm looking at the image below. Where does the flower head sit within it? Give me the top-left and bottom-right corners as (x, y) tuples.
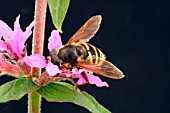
(0, 15), (35, 59)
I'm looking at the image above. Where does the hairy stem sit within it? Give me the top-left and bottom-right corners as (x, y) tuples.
(32, 0), (47, 78)
(28, 0), (47, 113)
(28, 92), (41, 113)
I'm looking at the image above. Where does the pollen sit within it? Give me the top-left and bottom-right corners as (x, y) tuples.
(72, 68), (76, 73)
(5, 38), (10, 43)
(89, 71), (93, 74)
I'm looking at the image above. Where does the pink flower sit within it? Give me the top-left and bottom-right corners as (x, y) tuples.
(0, 15), (35, 59)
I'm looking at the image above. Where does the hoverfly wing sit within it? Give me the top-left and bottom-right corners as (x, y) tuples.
(67, 15), (102, 44)
(76, 59), (125, 79)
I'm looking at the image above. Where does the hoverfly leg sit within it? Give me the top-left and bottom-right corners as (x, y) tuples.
(50, 50), (62, 65)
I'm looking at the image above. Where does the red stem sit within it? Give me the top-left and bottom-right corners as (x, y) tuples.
(28, 1), (47, 113)
(32, 0), (47, 78)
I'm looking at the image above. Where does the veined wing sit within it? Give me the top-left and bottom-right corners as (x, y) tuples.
(67, 15), (102, 44)
(76, 59), (125, 79)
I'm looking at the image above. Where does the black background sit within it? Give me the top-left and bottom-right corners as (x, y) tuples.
(0, 0), (170, 113)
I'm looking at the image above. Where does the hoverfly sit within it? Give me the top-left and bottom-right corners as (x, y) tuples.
(50, 15), (124, 79)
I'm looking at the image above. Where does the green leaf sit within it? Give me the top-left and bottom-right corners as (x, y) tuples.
(48, 0), (70, 33)
(0, 78), (39, 103)
(37, 82), (111, 113)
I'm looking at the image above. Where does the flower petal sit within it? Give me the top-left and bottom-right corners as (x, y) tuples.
(74, 68), (86, 74)
(9, 15), (25, 58)
(0, 20), (13, 40)
(73, 74), (87, 85)
(0, 40), (16, 58)
(24, 20), (35, 38)
(48, 30), (62, 51)
(62, 71), (72, 77)
(0, 40), (9, 52)
(0, 53), (2, 61)
(24, 54), (47, 68)
(9, 15), (34, 58)
(45, 62), (61, 76)
(86, 72), (109, 87)
(62, 67), (82, 78)
(0, 60), (21, 75)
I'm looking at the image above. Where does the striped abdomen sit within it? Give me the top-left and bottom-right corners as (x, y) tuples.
(72, 42), (105, 65)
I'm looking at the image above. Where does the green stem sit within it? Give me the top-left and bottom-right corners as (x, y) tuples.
(28, 91), (41, 113)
